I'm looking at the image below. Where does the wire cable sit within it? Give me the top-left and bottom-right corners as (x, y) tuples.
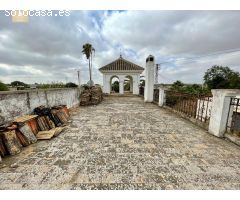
(159, 48), (240, 65)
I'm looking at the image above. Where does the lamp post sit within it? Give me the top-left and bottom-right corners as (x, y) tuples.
(155, 64), (160, 84)
(77, 69), (81, 88)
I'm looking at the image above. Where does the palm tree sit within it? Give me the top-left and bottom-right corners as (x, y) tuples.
(82, 43), (95, 85)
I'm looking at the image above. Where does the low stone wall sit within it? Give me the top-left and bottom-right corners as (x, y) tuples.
(0, 88), (80, 125)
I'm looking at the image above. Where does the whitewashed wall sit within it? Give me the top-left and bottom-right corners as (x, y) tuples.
(0, 88), (80, 125)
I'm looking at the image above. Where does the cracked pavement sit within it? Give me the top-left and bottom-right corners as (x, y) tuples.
(0, 96), (240, 189)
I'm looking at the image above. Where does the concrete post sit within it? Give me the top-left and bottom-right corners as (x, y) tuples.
(144, 55), (155, 102)
(208, 89), (240, 137)
(158, 87), (166, 107)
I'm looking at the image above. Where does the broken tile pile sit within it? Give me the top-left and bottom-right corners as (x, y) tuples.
(0, 105), (70, 163)
(80, 85), (103, 106)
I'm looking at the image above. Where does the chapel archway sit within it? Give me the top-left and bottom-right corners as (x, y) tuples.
(124, 75), (133, 94)
(110, 75), (119, 93)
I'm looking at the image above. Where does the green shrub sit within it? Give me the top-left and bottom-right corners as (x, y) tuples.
(0, 81), (9, 91)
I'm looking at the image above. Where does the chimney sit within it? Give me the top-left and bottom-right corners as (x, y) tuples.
(144, 55), (155, 102)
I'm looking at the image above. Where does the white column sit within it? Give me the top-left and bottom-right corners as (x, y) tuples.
(130, 79), (133, 92)
(158, 87), (166, 107)
(103, 74), (111, 94)
(144, 55), (155, 102)
(119, 76), (124, 94)
(102, 74), (107, 93)
(132, 74), (139, 95)
(108, 75), (111, 94)
(208, 89), (240, 137)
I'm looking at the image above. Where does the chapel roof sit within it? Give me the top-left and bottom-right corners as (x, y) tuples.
(99, 56), (144, 72)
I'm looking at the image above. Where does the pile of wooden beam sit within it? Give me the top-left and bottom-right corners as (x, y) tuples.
(0, 105), (70, 163)
(80, 85), (103, 106)
(91, 86), (103, 105)
(0, 116), (38, 159)
(80, 87), (91, 106)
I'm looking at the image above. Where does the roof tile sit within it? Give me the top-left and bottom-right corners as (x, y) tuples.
(99, 57), (144, 71)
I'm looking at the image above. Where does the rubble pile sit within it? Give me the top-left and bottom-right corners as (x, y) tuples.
(90, 85), (103, 105)
(80, 86), (91, 106)
(0, 105), (70, 163)
(80, 85), (103, 106)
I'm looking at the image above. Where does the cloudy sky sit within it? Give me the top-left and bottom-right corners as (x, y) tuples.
(0, 10), (240, 85)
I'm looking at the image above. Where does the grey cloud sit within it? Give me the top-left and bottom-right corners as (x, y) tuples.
(102, 11), (240, 55)
(0, 10), (239, 85)
(0, 11), (110, 84)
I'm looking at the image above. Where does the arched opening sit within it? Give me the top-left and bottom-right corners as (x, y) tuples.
(124, 75), (133, 94)
(110, 76), (119, 93)
(139, 75), (145, 96)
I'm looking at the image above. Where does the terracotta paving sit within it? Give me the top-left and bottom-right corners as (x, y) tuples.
(0, 96), (240, 189)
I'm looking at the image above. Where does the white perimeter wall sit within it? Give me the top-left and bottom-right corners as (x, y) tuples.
(0, 88), (80, 125)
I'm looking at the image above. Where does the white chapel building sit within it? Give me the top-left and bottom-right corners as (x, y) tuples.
(99, 55), (144, 95)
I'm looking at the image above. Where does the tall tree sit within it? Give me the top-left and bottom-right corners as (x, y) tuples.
(65, 82), (78, 88)
(171, 80), (184, 91)
(11, 81), (26, 87)
(204, 65), (240, 89)
(82, 43), (95, 85)
(112, 80), (119, 92)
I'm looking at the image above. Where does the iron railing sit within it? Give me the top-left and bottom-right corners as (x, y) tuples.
(153, 89), (159, 103)
(226, 97), (240, 134)
(195, 95), (213, 124)
(165, 90), (212, 127)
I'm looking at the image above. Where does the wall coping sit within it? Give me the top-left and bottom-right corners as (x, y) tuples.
(102, 71), (143, 75)
(0, 88), (78, 95)
(211, 89), (240, 96)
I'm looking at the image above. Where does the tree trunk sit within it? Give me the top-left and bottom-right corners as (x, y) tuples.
(89, 58), (92, 81)
(90, 53), (93, 81)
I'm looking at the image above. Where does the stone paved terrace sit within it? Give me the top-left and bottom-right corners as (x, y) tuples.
(0, 96), (240, 190)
